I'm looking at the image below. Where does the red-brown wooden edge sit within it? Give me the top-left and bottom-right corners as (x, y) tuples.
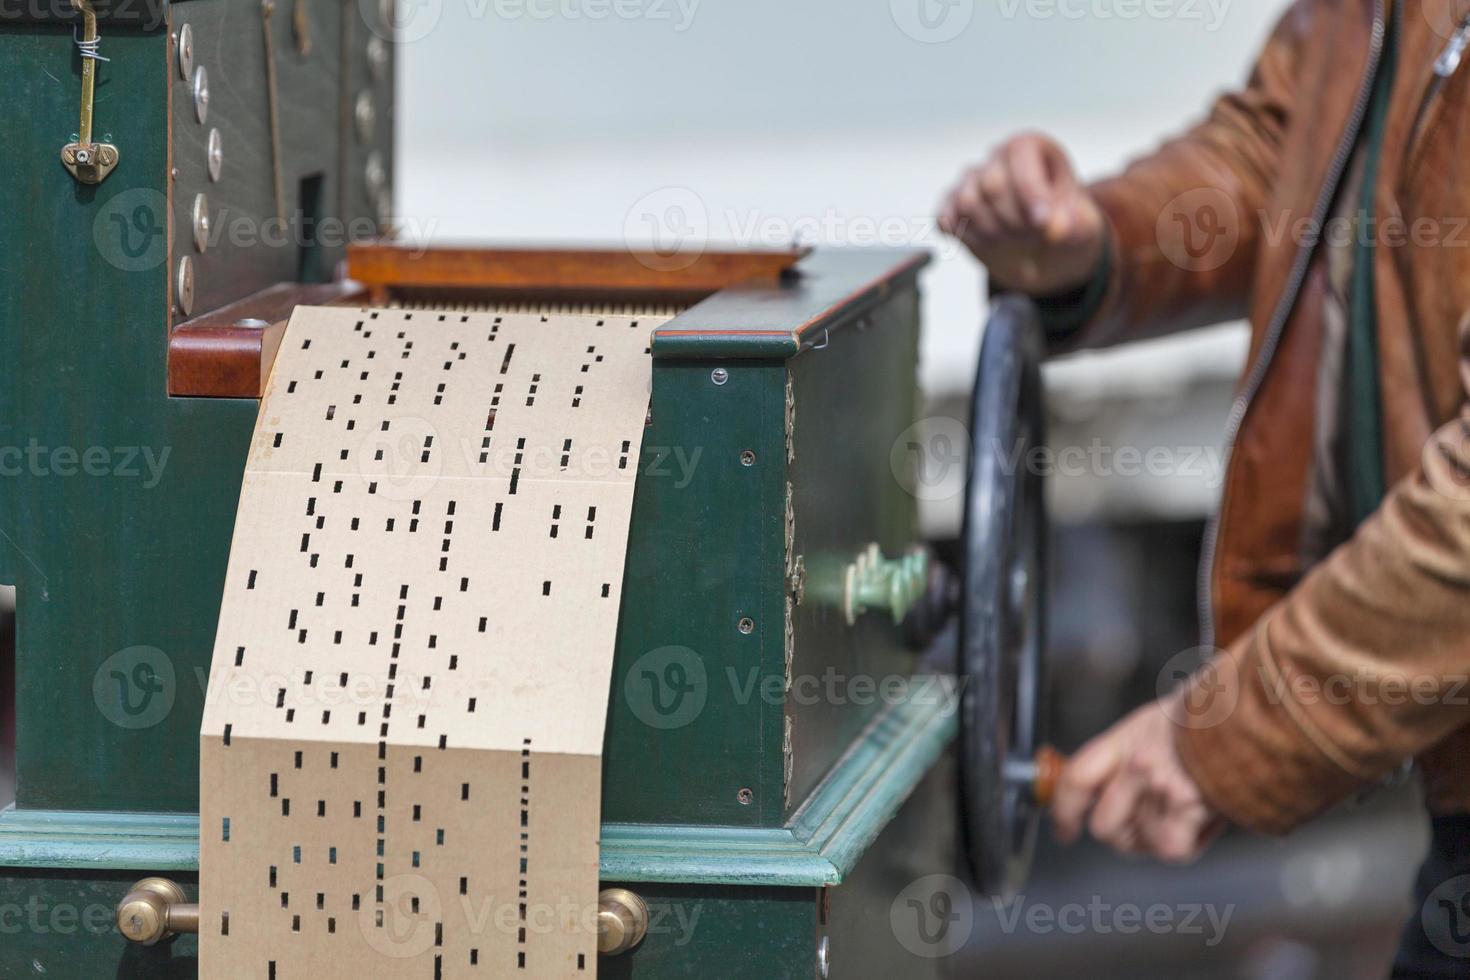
(345, 243), (808, 303)
(168, 281), (365, 398)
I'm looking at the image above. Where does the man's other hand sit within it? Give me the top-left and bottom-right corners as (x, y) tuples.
(1051, 697), (1225, 863)
(938, 132), (1107, 296)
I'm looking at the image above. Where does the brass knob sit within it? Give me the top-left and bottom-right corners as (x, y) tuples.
(596, 888), (648, 956)
(116, 877), (198, 945)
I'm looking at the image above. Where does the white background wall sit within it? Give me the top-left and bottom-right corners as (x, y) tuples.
(392, 0), (1286, 396)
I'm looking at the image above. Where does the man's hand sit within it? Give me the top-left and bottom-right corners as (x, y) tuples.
(938, 132), (1108, 296)
(1051, 697), (1225, 863)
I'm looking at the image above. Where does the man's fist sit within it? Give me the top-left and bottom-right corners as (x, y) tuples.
(938, 132), (1108, 296)
(1050, 696), (1225, 864)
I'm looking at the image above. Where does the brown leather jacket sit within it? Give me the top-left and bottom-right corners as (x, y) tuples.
(1067, 0), (1470, 833)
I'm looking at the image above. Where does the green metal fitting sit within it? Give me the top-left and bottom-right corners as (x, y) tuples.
(842, 543), (929, 625)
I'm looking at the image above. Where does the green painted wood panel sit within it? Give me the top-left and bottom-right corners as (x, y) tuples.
(602, 359), (790, 827)
(0, 23), (260, 812)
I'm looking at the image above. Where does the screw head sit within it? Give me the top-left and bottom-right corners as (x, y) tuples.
(192, 193), (210, 253)
(737, 617), (755, 635)
(740, 449), (756, 466)
(355, 91), (376, 144)
(365, 151), (385, 193)
(737, 787), (754, 805)
(207, 128), (223, 181)
(177, 23), (194, 81)
(192, 65), (210, 125)
(367, 36), (388, 81)
(176, 256), (196, 318)
(711, 367), (729, 386)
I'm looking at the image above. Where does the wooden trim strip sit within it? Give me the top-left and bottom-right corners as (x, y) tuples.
(346, 243), (808, 296)
(167, 280), (365, 398)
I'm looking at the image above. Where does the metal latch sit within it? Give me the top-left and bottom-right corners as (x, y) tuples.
(60, 0), (119, 184)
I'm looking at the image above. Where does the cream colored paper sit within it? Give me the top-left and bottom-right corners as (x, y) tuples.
(200, 306), (659, 978)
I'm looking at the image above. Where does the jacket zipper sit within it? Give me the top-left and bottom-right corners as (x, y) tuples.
(1403, 11), (1470, 167)
(1197, 0), (1387, 650)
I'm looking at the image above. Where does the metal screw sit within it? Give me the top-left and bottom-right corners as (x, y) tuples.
(192, 193), (210, 253)
(177, 24), (194, 81)
(740, 449), (756, 466)
(355, 91), (375, 144)
(710, 367), (728, 386)
(737, 787), (754, 805)
(817, 936), (831, 978)
(367, 36), (388, 82)
(365, 151), (385, 193)
(192, 65), (210, 125)
(176, 257), (196, 318)
(235, 319), (270, 329)
(207, 128), (223, 182)
(737, 617), (754, 635)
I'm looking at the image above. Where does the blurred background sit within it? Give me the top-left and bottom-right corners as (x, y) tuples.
(390, 0), (1430, 976)
(0, 0), (1430, 975)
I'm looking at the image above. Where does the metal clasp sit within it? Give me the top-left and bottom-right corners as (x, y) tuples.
(60, 0), (120, 184)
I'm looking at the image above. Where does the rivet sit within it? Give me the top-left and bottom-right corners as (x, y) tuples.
(176, 256), (196, 318)
(367, 36), (388, 82)
(192, 65), (210, 125)
(192, 193), (210, 253)
(737, 617), (754, 635)
(207, 128), (223, 182)
(355, 91), (375, 144)
(737, 787), (754, 805)
(365, 151), (385, 193)
(177, 24), (194, 81)
(710, 367), (728, 386)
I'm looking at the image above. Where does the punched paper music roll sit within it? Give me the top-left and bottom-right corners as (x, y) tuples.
(200, 305), (661, 978)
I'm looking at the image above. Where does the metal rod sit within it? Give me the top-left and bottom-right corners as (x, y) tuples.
(165, 903), (200, 935)
(74, 0), (96, 145)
